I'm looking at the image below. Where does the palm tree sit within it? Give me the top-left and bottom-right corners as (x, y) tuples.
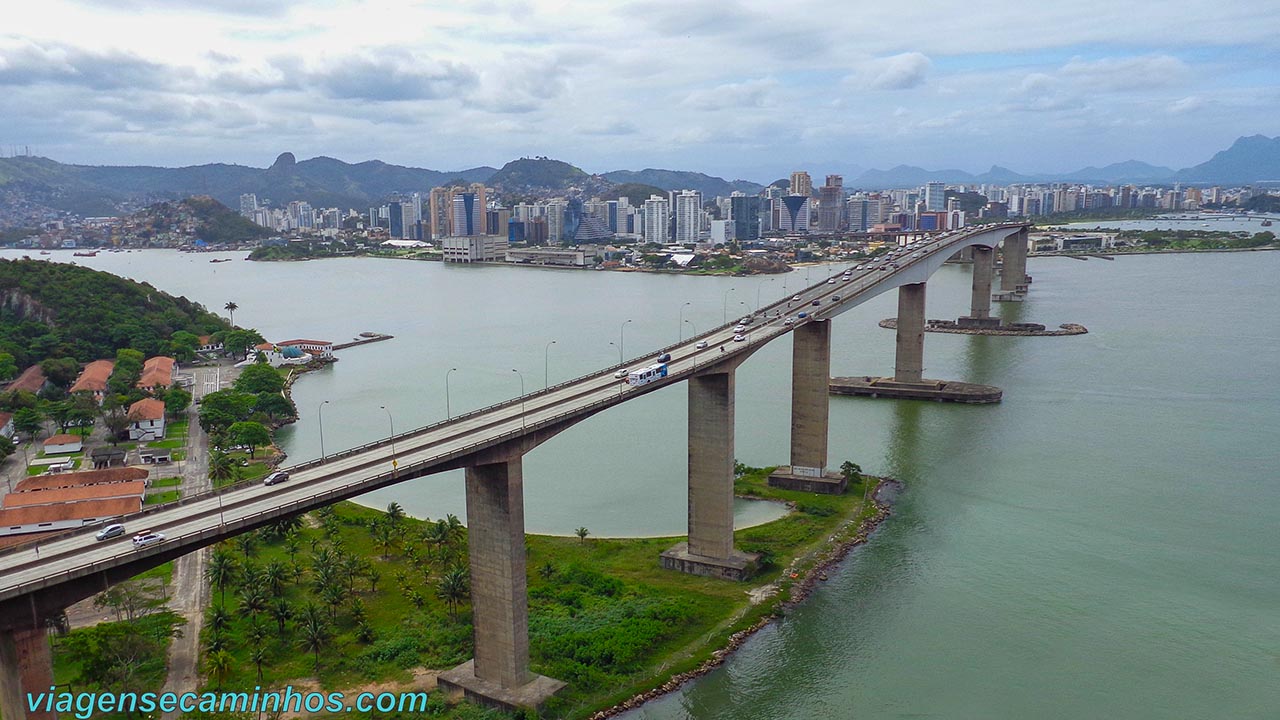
(264, 561), (287, 598)
(321, 582), (345, 621)
(206, 550), (237, 606)
(436, 568), (470, 621)
(239, 584), (268, 622)
(538, 562), (556, 580)
(209, 451), (235, 486)
(370, 519), (398, 560)
(270, 597), (292, 636)
(206, 604), (232, 635)
(224, 301), (238, 327)
(250, 645), (268, 684)
(386, 502), (405, 527)
(298, 603), (330, 672)
(206, 649), (235, 689)
(575, 526), (590, 544)
(235, 532), (257, 562)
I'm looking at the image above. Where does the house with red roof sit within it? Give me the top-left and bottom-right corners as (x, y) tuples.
(137, 356), (176, 391)
(69, 359), (115, 403)
(127, 397), (166, 440)
(42, 434), (83, 455)
(0, 411), (13, 441)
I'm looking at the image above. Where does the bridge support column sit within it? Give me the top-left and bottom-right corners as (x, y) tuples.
(958, 247), (1000, 328)
(768, 321), (846, 494)
(894, 282), (927, 384)
(996, 229), (1030, 301)
(437, 459), (564, 711)
(0, 625), (55, 720)
(661, 369), (759, 580)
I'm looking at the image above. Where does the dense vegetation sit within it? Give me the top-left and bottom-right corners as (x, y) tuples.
(0, 258), (230, 367)
(129, 196), (271, 246)
(248, 240), (361, 261)
(1242, 193), (1280, 212)
(1116, 229), (1275, 250)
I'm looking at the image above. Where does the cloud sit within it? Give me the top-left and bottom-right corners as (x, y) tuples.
(682, 78), (779, 110)
(0, 41), (177, 89)
(575, 119), (638, 136)
(66, 0), (296, 16)
(306, 52), (478, 102)
(846, 52), (932, 90)
(1059, 54), (1189, 91)
(1168, 95), (1204, 114)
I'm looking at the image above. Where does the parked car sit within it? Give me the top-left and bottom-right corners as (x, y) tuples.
(263, 470), (289, 486)
(95, 523), (125, 541)
(132, 532), (165, 548)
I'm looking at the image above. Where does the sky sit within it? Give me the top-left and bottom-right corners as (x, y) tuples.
(1, 0), (1278, 182)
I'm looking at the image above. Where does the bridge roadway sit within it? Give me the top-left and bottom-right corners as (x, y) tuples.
(0, 222), (1029, 611)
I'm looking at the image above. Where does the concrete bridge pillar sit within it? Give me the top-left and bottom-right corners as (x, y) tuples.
(894, 282), (927, 384)
(661, 369), (759, 580)
(0, 625), (55, 720)
(1000, 229), (1029, 294)
(767, 321), (847, 493)
(437, 458), (564, 711)
(959, 246), (1000, 328)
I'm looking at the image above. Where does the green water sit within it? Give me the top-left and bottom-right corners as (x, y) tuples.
(11, 248), (1277, 717)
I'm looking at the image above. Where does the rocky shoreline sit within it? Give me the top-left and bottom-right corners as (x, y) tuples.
(587, 476), (900, 720)
(879, 318), (1088, 336)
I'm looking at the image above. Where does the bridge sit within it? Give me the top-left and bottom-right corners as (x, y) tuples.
(0, 222), (1032, 714)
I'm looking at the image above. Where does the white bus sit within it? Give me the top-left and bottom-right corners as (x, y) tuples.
(627, 363), (668, 387)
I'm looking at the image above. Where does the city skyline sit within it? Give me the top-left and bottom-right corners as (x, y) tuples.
(1, 1), (1278, 179)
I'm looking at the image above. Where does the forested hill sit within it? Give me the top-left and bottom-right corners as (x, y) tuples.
(0, 259), (230, 367)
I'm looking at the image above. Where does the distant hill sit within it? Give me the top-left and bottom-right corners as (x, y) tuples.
(613, 183), (669, 206)
(1175, 135), (1280, 184)
(1056, 160), (1176, 184)
(853, 165), (976, 188)
(488, 157), (590, 191)
(0, 258), (229, 367)
(602, 169), (764, 198)
(127, 196), (270, 245)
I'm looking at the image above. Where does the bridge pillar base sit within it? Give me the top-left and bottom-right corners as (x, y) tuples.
(956, 316), (1002, 329)
(660, 543), (759, 581)
(768, 466), (847, 495)
(438, 660), (565, 713)
(992, 291), (1025, 303)
(0, 625), (54, 720)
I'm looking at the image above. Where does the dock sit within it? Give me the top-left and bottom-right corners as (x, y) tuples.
(333, 333), (394, 351)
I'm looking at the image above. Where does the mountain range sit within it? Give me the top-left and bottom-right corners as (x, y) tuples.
(0, 135), (1276, 218)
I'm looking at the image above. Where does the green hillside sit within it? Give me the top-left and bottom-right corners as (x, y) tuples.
(0, 259), (230, 367)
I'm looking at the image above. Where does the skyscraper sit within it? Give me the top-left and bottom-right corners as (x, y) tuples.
(643, 195), (670, 244)
(674, 190), (701, 243)
(924, 182), (946, 212)
(789, 171), (813, 197)
(729, 194), (761, 241)
(239, 194), (258, 217)
(817, 175), (845, 232)
(779, 195), (810, 233)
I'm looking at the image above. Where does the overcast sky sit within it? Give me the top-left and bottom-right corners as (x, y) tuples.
(2, 0), (1277, 181)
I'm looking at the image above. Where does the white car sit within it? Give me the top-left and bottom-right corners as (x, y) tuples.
(843, 275), (853, 281)
(696, 340), (709, 349)
(733, 334), (747, 342)
(733, 324), (747, 333)
(827, 278), (836, 284)
(613, 368), (629, 378)
(792, 295), (801, 301)
(132, 532), (166, 548)
(784, 317), (796, 326)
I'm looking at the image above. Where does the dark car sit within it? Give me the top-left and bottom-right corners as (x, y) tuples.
(811, 299), (820, 306)
(263, 470), (290, 486)
(95, 523), (125, 541)
(656, 353), (671, 363)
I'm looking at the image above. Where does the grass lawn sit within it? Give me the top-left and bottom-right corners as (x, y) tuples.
(144, 489), (181, 505)
(198, 466), (880, 719)
(26, 458), (81, 476)
(150, 476), (183, 488)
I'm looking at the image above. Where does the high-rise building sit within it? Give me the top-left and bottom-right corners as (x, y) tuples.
(239, 194), (258, 217)
(924, 182), (946, 212)
(643, 195), (670, 244)
(452, 192), (483, 236)
(789, 171), (813, 197)
(817, 175), (845, 231)
(388, 201), (404, 238)
(779, 195), (810, 233)
(674, 190), (702, 243)
(729, 194), (761, 241)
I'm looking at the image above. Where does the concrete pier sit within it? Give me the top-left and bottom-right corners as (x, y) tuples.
(661, 369), (759, 580)
(959, 246), (1001, 329)
(768, 320), (846, 494)
(438, 459), (564, 711)
(830, 376), (1002, 403)
(996, 228), (1030, 301)
(0, 626), (54, 720)
(894, 283), (926, 384)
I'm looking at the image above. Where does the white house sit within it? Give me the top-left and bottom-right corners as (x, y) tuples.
(127, 398), (166, 441)
(0, 412), (14, 440)
(277, 339), (334, 359)
(42, 434), (83, 455)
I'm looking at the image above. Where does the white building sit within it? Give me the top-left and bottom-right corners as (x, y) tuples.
(442, 235), (509, 263)
(674, 190), (702, 243)
(126, 398), (167, 441)
(643, 195), (670, 245)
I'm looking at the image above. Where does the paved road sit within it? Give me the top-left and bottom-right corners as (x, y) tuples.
(0, 224), (1027, 605)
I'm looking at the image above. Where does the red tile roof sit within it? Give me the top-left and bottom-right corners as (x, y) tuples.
(14, 467), (148, 492)
(278, 339), (332, 346)
(0, 497), (141, 528)
(128, 397), (165, 422)
(43, 434), (82, 447)
(138, 356), (175, 389)
(70, 360), (114, 394)
(3, 481), (146, 508)
(6, 365), (46, 394)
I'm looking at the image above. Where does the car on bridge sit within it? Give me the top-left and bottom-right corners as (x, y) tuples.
(264, 470), (290, 486)
(132, 532), (165, 548)
(784, 317), (796, 326)
(811, 299), (821, 306)
(613, 368), (629, 378)
(733, 334), (747, 342)
(95, 523), (125, 541)
(696, 340), (709, 349)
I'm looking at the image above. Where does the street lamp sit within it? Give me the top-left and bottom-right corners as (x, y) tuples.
(684, 318), (696, 338)
(619, 319), (632, 362)
(445, 367), (458, 419)
(609, 341), (621, 364)
(722, 287), (736, 324)
(678, 302), (691, 341)
(544, 340), (556, 389)
(380, 405), (397, 476)
(756, 278), (773, 312)
(512, 369), (526, 430)
(317, 400), (330, 463)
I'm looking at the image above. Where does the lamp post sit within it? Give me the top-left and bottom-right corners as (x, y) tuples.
(609, 341), (621, 364)
(678, 302), (691, 341)
(317, 400), (330, 463)
(544, 340), (556, 389)
(619, 319), (632, 363)
(445, 367), (458, 419)
(756, 278), (773, 312)
(512, 369), (526, 430)
(380, 405), (397, 476)
(722, 287), (736, 324)
(684, 319), (696, 338)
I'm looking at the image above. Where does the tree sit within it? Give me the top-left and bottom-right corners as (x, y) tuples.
(575, 526), (590, 544)
(222, 329), (265, 360)
(0, 352), (17, 381)
(0, 435), (13, 460)
(234, 363), (285, 395)
(239, 584), (268, 621)
(198, 390), (256, 432)
(250, 645), (268, 684)
(234, 532), (257, 562)
(298, 603), (330, 671)
(163, 387), (192, 417)
(107, 348), (145, 397)
(370, 518), (399, 560)
(206, 550), (238, 606)
(100, 399), (130, 445)
(254, 393), (294, 420)
(208, 450), (235, 486)
(270, 596), (292, 636)
(386, 501), (405, 526)
(228, 420), (271, 458)
(13, 407), (43, 440)
(206, 649), (234, 689)
(47, 400), (74, 434)
(436, 568), (470, 620)
(40, 357), (80, 389)
(224, 301), (238, 327)
(169, 331), (200, 362)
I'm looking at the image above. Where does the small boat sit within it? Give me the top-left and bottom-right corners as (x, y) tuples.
(73, 251), (98, 257)
(209, 258), (233, 263)
(39, 251), (50, 255)
(1263, 220), (1273, 227)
